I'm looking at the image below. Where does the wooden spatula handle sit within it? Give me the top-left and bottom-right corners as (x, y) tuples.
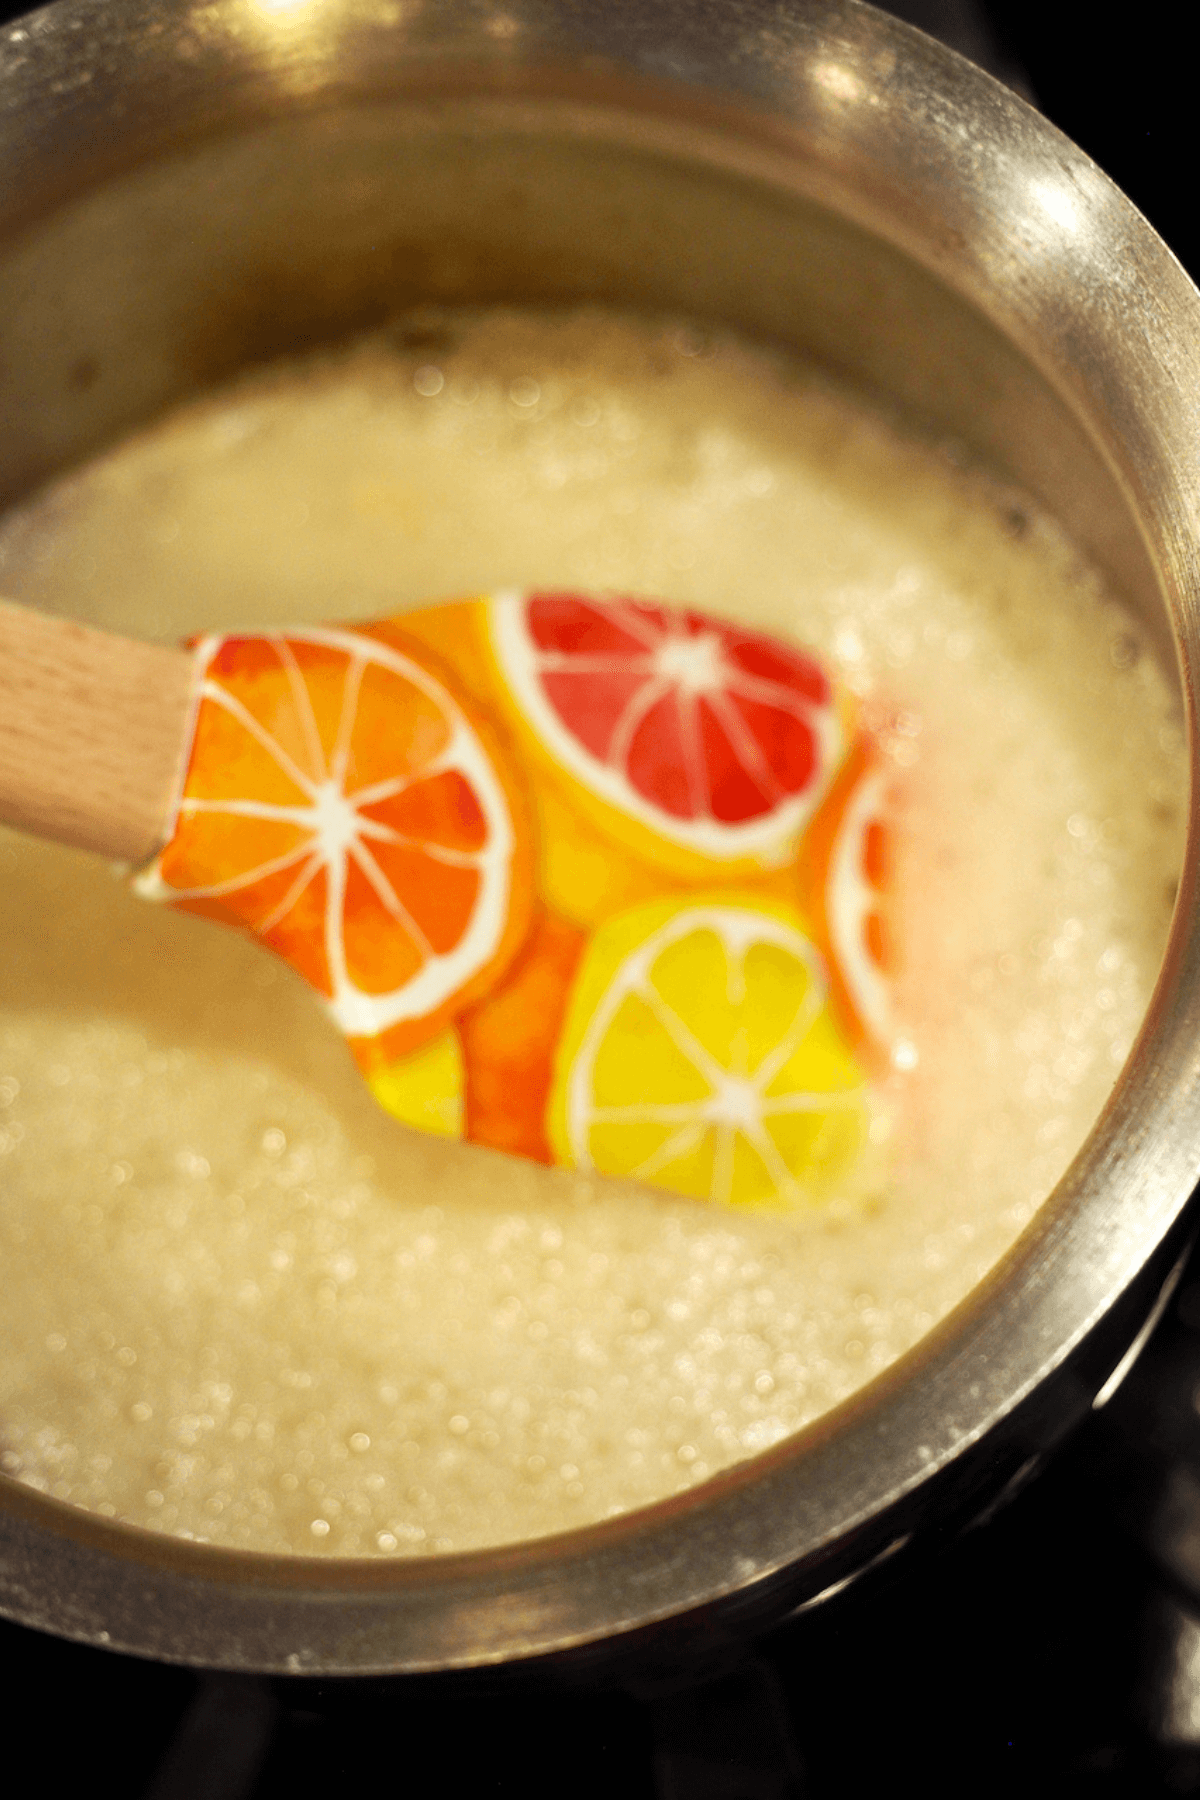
(0, 599), (197, 863)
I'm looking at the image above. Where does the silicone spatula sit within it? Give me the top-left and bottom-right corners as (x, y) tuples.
(0, 591), (889, 1208)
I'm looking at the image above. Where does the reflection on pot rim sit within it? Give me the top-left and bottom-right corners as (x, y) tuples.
(0, 0), (1198, 1676)
(0, 303), (1180, 1562)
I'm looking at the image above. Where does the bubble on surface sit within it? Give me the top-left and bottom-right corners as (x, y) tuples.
(0, 307), (1185, 1556)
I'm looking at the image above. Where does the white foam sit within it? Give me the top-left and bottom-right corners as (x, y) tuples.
(0, 309), (1184, 1554)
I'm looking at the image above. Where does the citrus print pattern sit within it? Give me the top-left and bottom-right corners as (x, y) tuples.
(797, 737), (893, 1055)
(547, 898), (869, 1209)
(458, 909), (587, 1163)
(137, 627), (530, 1060)
(485, 591), (849, 880)
(139, 594), (901, 1211)
(366, 1029), (464, 1138)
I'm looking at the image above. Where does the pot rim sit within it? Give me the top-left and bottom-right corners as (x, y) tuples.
(2, 0), (1199, 1673)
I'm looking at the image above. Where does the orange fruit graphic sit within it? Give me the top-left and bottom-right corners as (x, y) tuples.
(798, 734), (894, 1056)
(365, 600), (676, 930)
(379, 599), (497, 713)
(458, 907), (587, 1163)
(485, 591), (850, 882)
(137, 625), (533, 1062)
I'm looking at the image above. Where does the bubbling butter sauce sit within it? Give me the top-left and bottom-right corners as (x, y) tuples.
(0, 310), (1185, 1555)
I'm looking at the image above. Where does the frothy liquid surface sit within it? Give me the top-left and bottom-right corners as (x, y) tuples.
(0, 312), (1184, 1554)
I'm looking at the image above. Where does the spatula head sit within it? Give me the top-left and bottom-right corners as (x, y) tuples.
(136, 593), (896, 1210)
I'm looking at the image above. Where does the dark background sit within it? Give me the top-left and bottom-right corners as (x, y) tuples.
(1, 3), (1198, 1796)
(891, 0), (1193, 278)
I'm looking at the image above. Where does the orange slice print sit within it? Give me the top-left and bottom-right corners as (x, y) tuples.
(798, 734), (895, 1058)
(137, 626), (532, 1060)
(458, 907), (588, 1163)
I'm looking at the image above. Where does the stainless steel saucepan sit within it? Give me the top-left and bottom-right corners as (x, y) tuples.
(2, 0), (1199, 1675)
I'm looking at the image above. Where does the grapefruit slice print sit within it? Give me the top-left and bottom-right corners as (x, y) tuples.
(485, 592), (849, 879)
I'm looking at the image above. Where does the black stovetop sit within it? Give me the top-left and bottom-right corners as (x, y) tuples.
(2, 3), (1197, 1794)
(6, 1300), (1200, 1799)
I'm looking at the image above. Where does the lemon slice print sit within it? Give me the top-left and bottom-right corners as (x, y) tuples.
(547, 896), (869, 1209)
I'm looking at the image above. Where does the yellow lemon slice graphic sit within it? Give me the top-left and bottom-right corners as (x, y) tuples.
(547, 896), (869, 1210)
